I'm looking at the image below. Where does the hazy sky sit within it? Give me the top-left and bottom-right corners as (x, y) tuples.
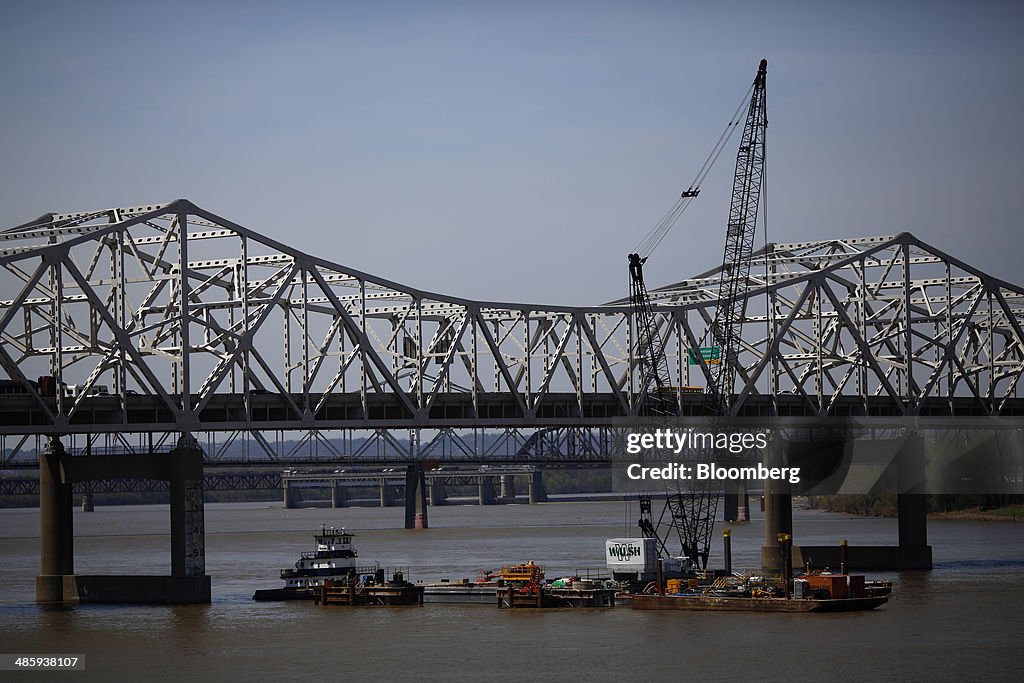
(1, 0), (1021, 306)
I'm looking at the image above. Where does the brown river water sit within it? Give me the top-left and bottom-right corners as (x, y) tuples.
(1, 500), (1021, 681)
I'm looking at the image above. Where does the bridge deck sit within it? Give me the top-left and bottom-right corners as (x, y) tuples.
(3, 393), (1019, 435)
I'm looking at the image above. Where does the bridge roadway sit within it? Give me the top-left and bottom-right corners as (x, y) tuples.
(0, 464), (598, 499)
(3, 393), (1018, 437)
(280, 466), (551, 507)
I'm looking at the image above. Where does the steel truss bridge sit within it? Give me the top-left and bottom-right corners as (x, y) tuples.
(0, 465), (568, 497)
(0, 467), (282, 496)
(2, 199), (1023, 467)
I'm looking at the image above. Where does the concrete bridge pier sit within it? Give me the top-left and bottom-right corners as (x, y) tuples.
(500, 475), (516, 502)
(773, 433), (933, 571)
(379, 480), (395, 507)
(895, 433), (932, 568)
(283, 481), (299, 509)
(81, 486), (95, 512)
(37, 438), (74, 603)
(528, 471), (548, 504)
(429, 479), (447, 506)
(404, 465), (428, 529)
(722, 482), (749, 523)
(761, 441), (793, 572)
(331, 482), (347, 508)
(478, 476), (496, 505)
(169, 436), (206, 582)
(761, 488), (793, 571)
(37, 435), (210, 604)
(737, 483), (749, 522)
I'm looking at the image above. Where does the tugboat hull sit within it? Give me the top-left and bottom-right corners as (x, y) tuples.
(252, 588), (316, 601)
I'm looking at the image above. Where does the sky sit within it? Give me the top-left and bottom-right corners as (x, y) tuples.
(1, 0), (1022, 306)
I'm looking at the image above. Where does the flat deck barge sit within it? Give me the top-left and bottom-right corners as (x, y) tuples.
(498, 585), (617, 608)
(419, 582), (500, 604)
(632, 571), (890, 612)
(631, 593), (887, 612)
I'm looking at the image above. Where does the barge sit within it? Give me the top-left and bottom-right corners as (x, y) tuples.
(498, 584), (618, 608)
(418, 572), (502, 604)
(631, 571), (889, 613)
(316, 572), (424, 606)
(419, 582), (501, 604)
(496, 561), (617, 608)
(631, 593), (887, 612)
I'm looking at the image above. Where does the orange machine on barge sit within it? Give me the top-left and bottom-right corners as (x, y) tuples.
(497, 561), (617, 608)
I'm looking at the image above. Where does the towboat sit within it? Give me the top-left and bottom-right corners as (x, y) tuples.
(252, 525), (379, 601)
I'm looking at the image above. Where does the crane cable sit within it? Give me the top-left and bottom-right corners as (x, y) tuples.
(632, 81), (756, 259)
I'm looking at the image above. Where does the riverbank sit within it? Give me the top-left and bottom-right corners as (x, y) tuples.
(806, 495), (1024, 520)
(928, 505), (1023, 522)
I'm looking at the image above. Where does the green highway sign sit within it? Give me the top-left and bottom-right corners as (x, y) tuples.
(687, 346), (721, 365)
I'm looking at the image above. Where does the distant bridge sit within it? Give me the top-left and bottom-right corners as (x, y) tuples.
(0, 464), (584, 504)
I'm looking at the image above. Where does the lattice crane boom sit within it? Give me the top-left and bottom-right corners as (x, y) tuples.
(629, 253), (674, 417)
(705, 58), (768, 417)
(628, 59), (768, 569)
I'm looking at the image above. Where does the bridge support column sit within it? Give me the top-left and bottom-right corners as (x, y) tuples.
(331, 482), (347, 508)
(36, 439), (211, 604)
(81, 486), (95, 513)
(723, 482), (749, 522)
(380, 480), (395, 507)
(429, 479), (446, 506)
(478, 476), (496, 505)
(784, 433), (934, 571)
(170, 437), (206, 580)
(897, 433), (932, 569)
(761, 441), (792, 572)
(737, 482), (749, 522)
(283, 481), (297, 509)
(404, 465), (428, 529)
(500, 475), (516, 502)
(37, 438), (74, 603)
(528, 471), (548, 504)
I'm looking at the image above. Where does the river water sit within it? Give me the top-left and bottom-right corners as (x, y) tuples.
(0, 500), (1021, 681)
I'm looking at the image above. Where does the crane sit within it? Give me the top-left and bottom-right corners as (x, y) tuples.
(628, 59), (768, 568)
(704, 58), (768, 420)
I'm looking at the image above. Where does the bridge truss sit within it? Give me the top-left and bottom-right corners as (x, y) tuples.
(1, 200), (1022, 464)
